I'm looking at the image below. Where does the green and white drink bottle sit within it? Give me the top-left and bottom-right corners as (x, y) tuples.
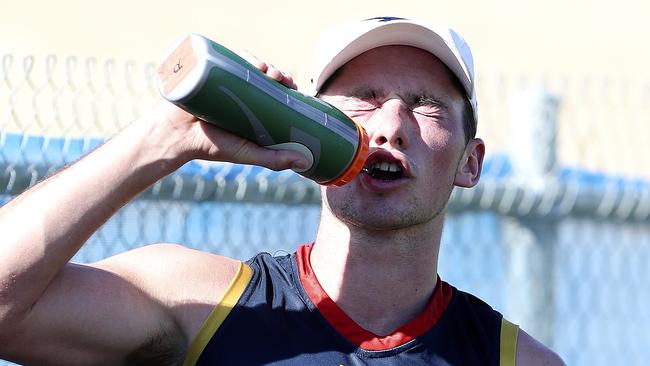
(157, 34), (369, 186)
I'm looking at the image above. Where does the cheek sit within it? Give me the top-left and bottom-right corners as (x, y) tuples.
(417, 124), (465, 174)
(347, 111), (375, 123)
(420, 124), (460, 155)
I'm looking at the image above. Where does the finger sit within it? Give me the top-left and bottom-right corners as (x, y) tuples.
(260, 148), (310, 172)
(264, 64), (284, 82)
(232, 140), (310, 172)
(235, 49), (297, 89)
(280, 73), (297, 90)
(198, 122), (309, 171)
(236, 49), (268, 73)
(267, 66), (297, 90)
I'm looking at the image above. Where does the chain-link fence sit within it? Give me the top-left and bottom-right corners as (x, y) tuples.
(2, 54), (650, 366)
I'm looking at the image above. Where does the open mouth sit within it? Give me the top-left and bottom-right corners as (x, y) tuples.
(362, 161), (404, 180)
(361, 150), (408, 181)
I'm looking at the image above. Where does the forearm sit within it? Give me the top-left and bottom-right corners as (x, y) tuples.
(0, 111), (189, 323)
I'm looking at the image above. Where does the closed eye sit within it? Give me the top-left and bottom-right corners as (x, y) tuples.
(411, 105), (443, 117)
(337, 87), (382, 112)
(410, 96), (446, 118)
(333, 97), (379, 112)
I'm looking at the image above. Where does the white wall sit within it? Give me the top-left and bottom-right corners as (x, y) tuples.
(3, 0), (649, 85)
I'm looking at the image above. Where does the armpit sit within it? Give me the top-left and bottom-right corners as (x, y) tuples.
(125, 328), (187, 366)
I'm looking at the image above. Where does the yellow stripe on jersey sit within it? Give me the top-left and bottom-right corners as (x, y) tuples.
(499, 318), (519, 366)
(182, 261), (254, 366)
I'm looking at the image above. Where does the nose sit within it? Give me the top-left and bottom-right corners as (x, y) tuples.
(366, 98), (410, 149)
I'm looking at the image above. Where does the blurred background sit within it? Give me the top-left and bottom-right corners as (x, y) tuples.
(2, 0), (650, 365)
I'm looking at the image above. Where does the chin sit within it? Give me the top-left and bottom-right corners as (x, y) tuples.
(345, 216), (419, 231)
(322, 182), (450, 231)
(324, 195), (437, 231)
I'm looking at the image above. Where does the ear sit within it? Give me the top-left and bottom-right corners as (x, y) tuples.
(454, 138), (485, 188)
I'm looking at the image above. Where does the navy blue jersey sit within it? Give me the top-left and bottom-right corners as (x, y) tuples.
(183, 244), (518, 365)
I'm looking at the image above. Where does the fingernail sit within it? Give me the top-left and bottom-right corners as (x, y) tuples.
(292, 159), (310, 172)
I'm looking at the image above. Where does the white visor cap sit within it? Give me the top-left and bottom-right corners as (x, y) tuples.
(308, 17), (478, 125)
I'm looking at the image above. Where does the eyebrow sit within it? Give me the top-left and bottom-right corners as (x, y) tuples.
(410, 95), (449, 110)
(345, 85), (378, 100)
(345, 86), (450, 110)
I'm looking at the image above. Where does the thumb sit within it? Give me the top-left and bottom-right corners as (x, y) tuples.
(254, 146), (311, 173)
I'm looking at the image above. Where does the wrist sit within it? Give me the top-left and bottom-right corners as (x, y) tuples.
(120, 110), (194, 176)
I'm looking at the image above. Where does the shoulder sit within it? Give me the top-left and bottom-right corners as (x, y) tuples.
(449, 287), (565, 366)
(94, 243), (240, 298)
(516, 328), (566, 366)
(446, 285), (503, 326)
(246, 250), (293, 271)
(93, 244), (241, 341)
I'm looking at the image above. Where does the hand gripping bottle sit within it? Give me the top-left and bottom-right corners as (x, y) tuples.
(156, 34), (369, 186)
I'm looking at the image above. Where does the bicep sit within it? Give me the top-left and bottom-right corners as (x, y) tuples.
(516, 328), (566, 366)
(1, 262), (180, 365)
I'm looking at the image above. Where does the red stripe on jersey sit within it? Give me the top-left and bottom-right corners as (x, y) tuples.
(296, 243), (453, 351)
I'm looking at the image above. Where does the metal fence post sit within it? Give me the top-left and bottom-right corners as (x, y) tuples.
(504, 85), (560, 347)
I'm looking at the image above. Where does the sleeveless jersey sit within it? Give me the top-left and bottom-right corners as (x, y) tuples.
(183, 244), (519, 365)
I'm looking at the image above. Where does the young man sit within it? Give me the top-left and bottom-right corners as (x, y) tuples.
(0, 17), (564, 365)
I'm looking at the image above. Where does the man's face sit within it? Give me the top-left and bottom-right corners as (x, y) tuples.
(319, 45), (483, 230)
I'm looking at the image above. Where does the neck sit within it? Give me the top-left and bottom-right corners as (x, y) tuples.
(311, 207), (444, 336)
